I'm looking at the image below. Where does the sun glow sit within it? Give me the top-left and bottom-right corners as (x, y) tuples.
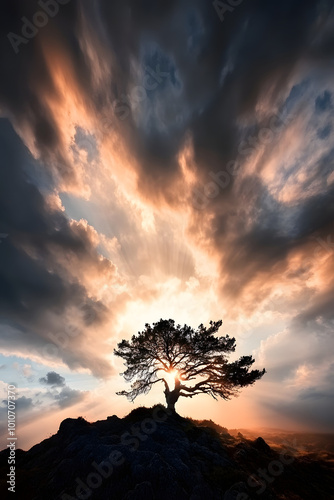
(165, 369), (179, 389)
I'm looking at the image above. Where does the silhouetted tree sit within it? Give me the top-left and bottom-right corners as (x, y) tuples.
(114, 319), (266, 413)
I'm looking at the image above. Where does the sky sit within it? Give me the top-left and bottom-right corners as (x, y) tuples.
(0, 0), (334, 450)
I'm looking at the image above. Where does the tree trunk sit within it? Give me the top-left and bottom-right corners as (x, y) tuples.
(164, 377), (181, 413)
(165, 391), (178, 412)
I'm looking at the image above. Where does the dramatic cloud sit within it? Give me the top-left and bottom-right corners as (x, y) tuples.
(0, 0), (334, 440)
(0, 119), (119, 377)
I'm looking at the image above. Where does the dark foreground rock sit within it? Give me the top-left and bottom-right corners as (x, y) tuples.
(0, 405), (333, 500)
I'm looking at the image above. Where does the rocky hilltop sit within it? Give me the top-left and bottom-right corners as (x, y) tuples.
(0, 405), (333, 499)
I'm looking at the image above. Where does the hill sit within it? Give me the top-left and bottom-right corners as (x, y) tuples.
(1, 405), (333, 499)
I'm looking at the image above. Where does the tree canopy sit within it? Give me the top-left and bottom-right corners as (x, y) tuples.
(114, 319), (266, 412)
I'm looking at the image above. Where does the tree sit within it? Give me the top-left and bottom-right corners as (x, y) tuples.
(114, 319), (266, 413)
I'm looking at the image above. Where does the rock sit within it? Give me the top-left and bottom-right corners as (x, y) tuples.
(253, 437), (271, 454)
(0, 407), (327, 500)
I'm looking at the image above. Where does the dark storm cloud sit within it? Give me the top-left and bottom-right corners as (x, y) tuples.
(0, 121), (81, 314)
(39, 371), (65, 387)
(89, 0), (334, 277)
(129, 0), (332, 188)
(0, 0), (93, 185)
(214, 175), (334, 300)
(53, 386), (86, 408)
(0, 119), (113, 376)
(1, 0), (333, 192)
(0, 119), (108, 315)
